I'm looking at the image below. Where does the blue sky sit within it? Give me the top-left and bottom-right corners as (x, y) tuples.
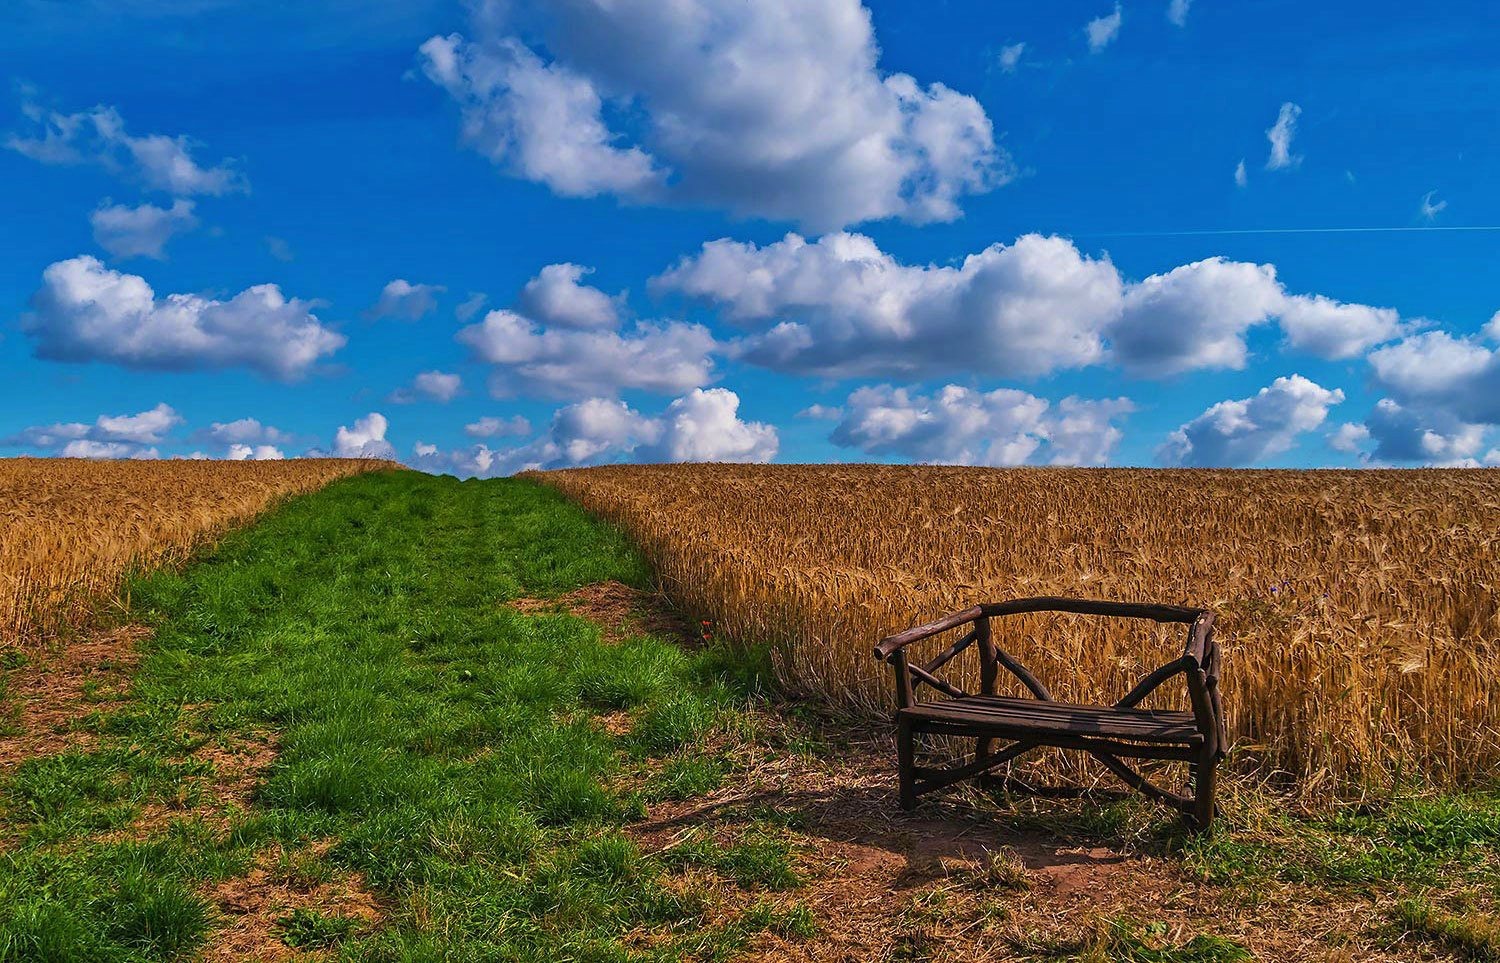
(3, 0), (1497, 471)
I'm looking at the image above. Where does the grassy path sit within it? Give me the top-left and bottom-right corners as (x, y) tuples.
(0, 472), (799, 960)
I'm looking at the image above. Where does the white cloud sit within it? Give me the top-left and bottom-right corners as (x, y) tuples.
(420, 33), (664, 200)
(204, 418), (292, 446)
(656, 232), (1118, 380)
(368, 279), (444, 321)
(1487, 310), (1500, 342)
(3, 402), (181, 458)
(1159, 375), (1344, 466)
(797, 404), (843, 420)
(658, 232), (1403, 380)
(455, 292), (489, 321)
(1276, 293), (1404, 359)
(1167, 0), (1193, 26)
(516, 263), (619, 329)
(7, 100), (246, 195)
(643, 388), (780, 463)
(61, 440), (160, 460)
(458, 308), (716, 398)
(828, 384), (1133, 466)
(1419, 190), (1447, 222)
(1327, 422), (1370, 454)
(411, 388), (776, 477)
(226, 443), (285, 460)
(1109, 257), (1285, 375)
(26, 256), (345, 380)
(334, 412), (397, 459)
(389, 370), (463, 404)
(1086, 3), (1123, 52)
(420, 0), (1007, 231)
(1234, 159), (1247, 188)
(464, 414), (531, 438)
(998, 43), (1025, 73)
(1265, 102), (1302, 171)
(1367, 331), (1500, 424)
(90, 199), (198, 260)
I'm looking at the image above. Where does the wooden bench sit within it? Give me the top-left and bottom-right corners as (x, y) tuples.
(873, 597), (1226, 831)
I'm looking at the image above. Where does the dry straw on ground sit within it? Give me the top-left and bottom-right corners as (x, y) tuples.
(535, 465), (1500, 794)
(0, 457), (394, 641)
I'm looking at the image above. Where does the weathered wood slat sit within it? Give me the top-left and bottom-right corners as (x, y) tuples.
(902, 694), (1202, 744)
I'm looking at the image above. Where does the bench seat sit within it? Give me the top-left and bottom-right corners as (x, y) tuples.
(899, 694), (1202, 745)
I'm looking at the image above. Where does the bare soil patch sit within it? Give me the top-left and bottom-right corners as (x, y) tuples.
(628, 716), (1418, 962)
(510, 580), (701, 645)
(0, 624), (150, 770)
(200, 840), (382, 962)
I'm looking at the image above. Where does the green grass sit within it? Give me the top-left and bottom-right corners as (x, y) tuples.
(1182, 790), (1500, 888)
(0, 472), (794, 961)
(1392, 898), (1500, 961)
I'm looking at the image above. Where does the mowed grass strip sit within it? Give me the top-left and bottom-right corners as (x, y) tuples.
(0, 472), (792, 961)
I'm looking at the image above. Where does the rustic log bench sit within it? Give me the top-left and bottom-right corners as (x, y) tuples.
(873, 597), (1225, 831)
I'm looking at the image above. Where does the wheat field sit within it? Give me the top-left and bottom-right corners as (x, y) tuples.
(536, 465), (1500, 793)
(0, 457), (396, 641)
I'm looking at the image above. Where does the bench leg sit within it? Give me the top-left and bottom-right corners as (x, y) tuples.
(1191, 753), (1217, 832)
(896, 717), (917, 811)
(975, 735), (992, 787)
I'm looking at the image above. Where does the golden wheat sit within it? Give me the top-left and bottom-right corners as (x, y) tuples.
(534, 465), (1500, 792)
(0, 457), (396, 641)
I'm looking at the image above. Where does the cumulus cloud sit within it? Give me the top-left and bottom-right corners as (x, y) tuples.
(7, 100), (246, 195)
(997, 43), (1025, 73)
(516, 263), (619, 329)
(1159, 375), (1344, 466)
(420, 0), (1007, 231)
(1327, 422), (1370, 455)
(464, 414), (531, 438)
(90, 199), (198, 260)
(458, 262), (717, 397)
(1277, 294), (1405, 359)
(1362, 398), (1486, 465)
(1086, 4), (1123, 52)
(659, 233), (1402, 381)
(1265, 102), (1302, 171)
(334, 412), (397, 459)
(1367, 331), (1500, 424)
(26, 256), (345, 380)
(412, 388), (776, 477)
(655, 232), (1118, 380)
(828, 384), (1133, 466)
(2, 402), (180, 459)
(368, 279), (444, 321)
(1113, 258), (1284, 375)
(226, 444), (285, 460)
(644, 388), (780, 462)
(1167, 0), (1193, 26)
(1234, 160), (1247, 188)
(389, 370), (463, 404)
(202, 418), (292, 446)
